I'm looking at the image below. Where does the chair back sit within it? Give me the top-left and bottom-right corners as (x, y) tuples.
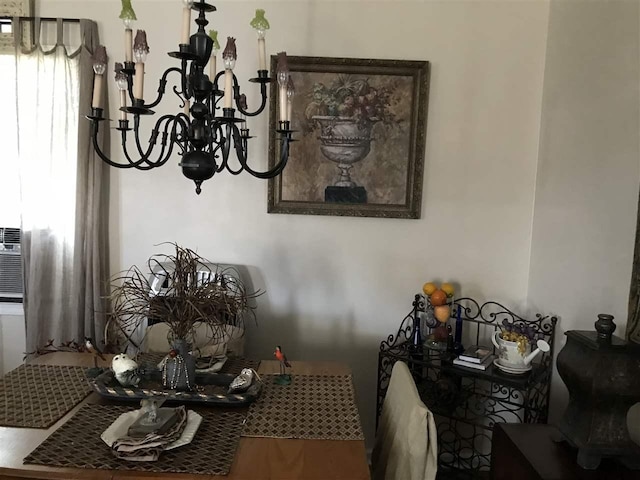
(371, 361), (437, 480)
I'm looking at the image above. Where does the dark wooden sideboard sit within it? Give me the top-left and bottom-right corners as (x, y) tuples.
(490, 423), (636, 480)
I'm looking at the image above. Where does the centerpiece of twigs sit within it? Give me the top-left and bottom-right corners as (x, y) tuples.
(107, 243), (259, 355)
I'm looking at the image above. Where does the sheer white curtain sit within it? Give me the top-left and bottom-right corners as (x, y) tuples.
(14, 19), (109, 353)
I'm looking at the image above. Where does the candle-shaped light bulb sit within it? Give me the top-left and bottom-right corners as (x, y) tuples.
(114, 62), (128, 120)
(276, 52), (289, 122)
(181, 0), (194, 45)
(208, 30), (220, 79)
(133, 30), (149, 63)
(114, 63), (128, 90)
(119, 0), (137, 62)
(222, 36), (237, 69)
(132, 30), (149, 100)
(250, 9), (269, 71)
(222, 36), (236, 71)
(286, 75), (295, 123)
(91, 45), (108, 109)
(222, 37), (237, 108)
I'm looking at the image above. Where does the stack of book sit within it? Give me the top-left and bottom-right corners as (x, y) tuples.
(453, 345), (493, 370)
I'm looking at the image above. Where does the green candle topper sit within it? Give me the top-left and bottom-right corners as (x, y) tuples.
(119, 0), (137, 22)
(250, 9), (270, 31)
(208, 30), (220, 51)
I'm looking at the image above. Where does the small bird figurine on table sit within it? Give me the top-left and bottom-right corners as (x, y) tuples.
(84, 337), (106, 368)
(112, 353), (143, 387)
(274, 345), (292, 385)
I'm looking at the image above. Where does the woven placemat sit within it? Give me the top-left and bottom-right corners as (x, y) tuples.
(243, 374), (365, 440)
(138, 353), (260, 376)
(0, 364), (92, 428)
(24, 404), (245, 475)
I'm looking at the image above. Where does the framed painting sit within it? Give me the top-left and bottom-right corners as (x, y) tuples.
(267, 55), (430, 219)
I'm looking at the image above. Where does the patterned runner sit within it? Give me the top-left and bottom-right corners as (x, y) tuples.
(24, 404), (245, 475)
(242, 374), (365, 440)
(0, 364), (92, 428)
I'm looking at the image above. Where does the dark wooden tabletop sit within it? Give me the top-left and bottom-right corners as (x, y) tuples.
(491, 423), (637, 480)
(0, 354), (370, 480)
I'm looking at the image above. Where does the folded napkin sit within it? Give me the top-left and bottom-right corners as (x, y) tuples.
(111, 406), (188, 462)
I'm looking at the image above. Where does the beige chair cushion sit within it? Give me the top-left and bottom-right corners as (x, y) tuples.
(371, 361), (438, 480)
(141, 322), (244, 357)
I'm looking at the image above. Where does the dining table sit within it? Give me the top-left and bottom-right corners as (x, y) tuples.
(0, 352), (370, 480)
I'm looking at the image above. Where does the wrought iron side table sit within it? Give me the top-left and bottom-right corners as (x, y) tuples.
(376, 295), (557, 479)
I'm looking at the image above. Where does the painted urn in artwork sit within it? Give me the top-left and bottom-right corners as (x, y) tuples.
(312, 115), (375, 188)
(305, 75), (394, 204)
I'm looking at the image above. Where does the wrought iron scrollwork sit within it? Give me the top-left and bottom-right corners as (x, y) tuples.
(376, 293), (557, 477)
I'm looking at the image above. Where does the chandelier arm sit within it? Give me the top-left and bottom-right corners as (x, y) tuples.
(89, 121), (147, 169)
(204, 121), (226, 174)
(212, 70), (224, 93)
(143, 67), (183, 109)
(234, 78), (268, 117)
(131, 114), (176, 162)
(140, 116), (184, 170)
(120, 115), (181, 170)
(233, 126), (292, 179)
(219, 122), (233, 172)
(138, 115), (177, 168)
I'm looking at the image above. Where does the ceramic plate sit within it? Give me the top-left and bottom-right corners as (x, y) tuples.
(493, 359), (532, 375)
(101, 409), (203, 450)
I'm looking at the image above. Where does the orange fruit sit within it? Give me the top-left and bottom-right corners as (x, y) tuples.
(422, 282), (437, 296)
(434, 305), (450, 323)
(441, 283), (455, 298)
(430, 289), (448, 306)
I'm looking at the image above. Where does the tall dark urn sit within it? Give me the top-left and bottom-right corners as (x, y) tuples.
(556, 314), (640, 469)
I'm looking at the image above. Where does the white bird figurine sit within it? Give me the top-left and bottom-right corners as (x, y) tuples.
(111, 353), (142, 387)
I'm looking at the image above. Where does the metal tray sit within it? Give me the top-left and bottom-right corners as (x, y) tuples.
(90, 369), (261, 406)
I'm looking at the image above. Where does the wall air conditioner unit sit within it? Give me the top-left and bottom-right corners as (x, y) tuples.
(0, 227), (23, 302)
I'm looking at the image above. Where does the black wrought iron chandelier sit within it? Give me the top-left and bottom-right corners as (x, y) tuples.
(87, 0), (294, 194)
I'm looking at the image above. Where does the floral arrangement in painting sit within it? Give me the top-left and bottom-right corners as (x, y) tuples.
(304, 74), (396, 128)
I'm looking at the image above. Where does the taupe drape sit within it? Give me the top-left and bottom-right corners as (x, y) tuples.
(627, 189), (640, 344)
(15, 19), (109, 353)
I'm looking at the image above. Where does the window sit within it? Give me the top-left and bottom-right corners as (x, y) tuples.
(0, 2), (31, 313)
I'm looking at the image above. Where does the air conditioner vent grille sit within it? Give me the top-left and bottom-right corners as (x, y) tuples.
(0, 253), (22, 294)
(0, 227), (21, 245)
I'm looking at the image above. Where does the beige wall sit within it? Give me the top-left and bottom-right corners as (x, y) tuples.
(0, 314), (26, 374)
(35, 0), (551, 444)
(527, 0), (639, 421)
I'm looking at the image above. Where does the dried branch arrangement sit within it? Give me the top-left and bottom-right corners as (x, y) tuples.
(108, 243), (259, 349)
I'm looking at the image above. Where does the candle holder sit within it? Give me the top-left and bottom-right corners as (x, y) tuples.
(123, 99), (155, 115)
(116, 119), (131, 131)
(122, 61), (135, 75)
(86, 107), (105, 122)
(249, 70), (271, 84)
